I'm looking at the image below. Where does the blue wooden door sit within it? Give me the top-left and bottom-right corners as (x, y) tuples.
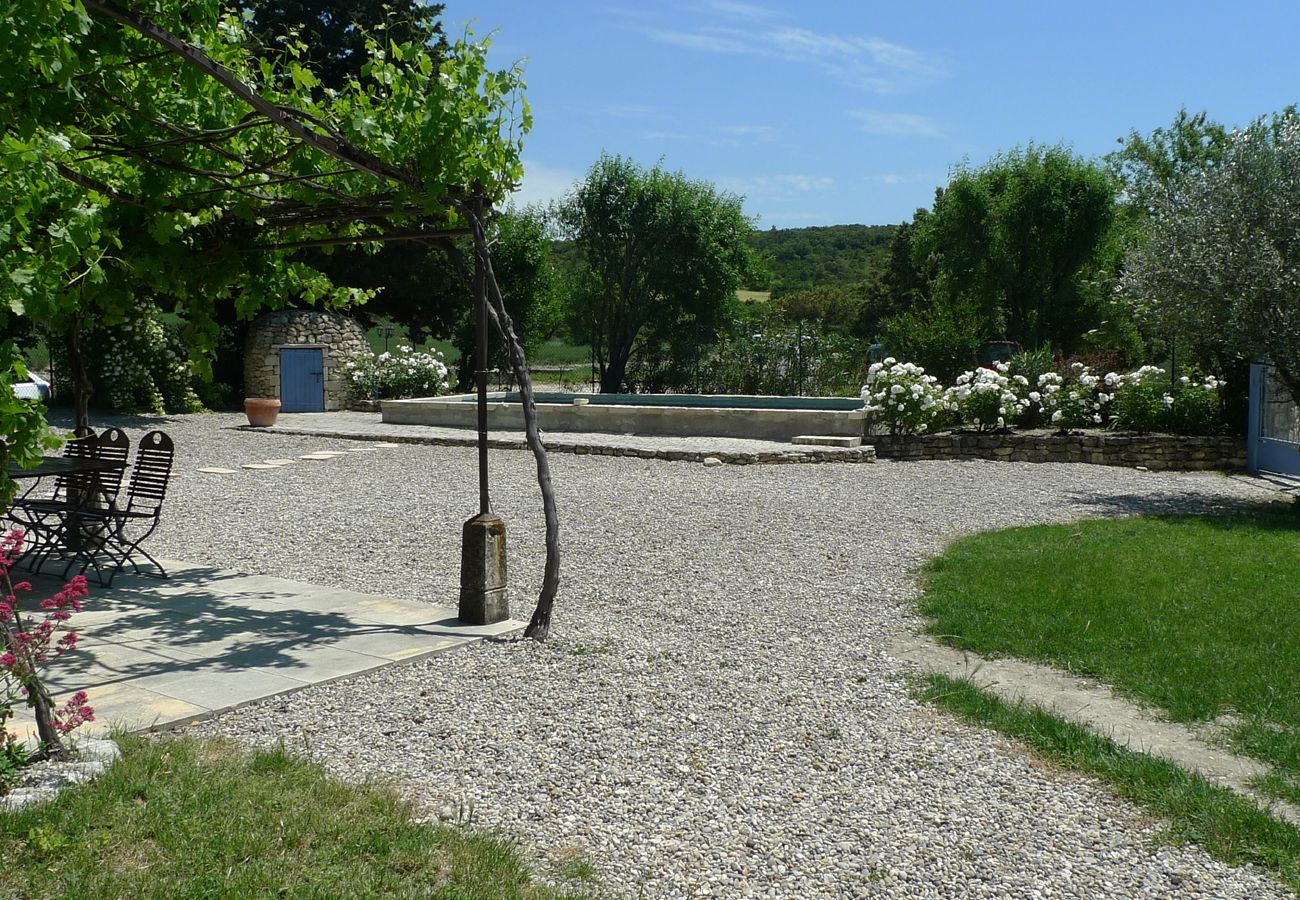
(280, 348), (324, 412)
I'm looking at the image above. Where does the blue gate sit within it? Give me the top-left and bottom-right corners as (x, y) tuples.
(1248, 362), (1300, 476)
(279, 348), (324, 412)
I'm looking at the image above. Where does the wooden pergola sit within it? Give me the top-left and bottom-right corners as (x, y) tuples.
(62, 1), (560, 639)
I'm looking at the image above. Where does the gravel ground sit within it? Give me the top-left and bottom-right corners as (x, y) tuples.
(82, 412), (1293, 897)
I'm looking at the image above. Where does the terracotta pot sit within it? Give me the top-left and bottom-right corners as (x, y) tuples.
(244, 397), (281, 427)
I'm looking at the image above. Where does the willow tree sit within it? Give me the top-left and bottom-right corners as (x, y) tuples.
(0, 0), (560, 638)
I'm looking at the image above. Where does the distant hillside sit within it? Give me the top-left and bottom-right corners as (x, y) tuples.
(551, 222), (899, 297)
(747, 224), (897, 296)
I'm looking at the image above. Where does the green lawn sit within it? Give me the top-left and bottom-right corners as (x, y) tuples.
(919, 504), (1300, 787)
(0, 734), (589, 899)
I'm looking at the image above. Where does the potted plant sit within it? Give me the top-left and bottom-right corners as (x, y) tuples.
(244, 397), (281, 427)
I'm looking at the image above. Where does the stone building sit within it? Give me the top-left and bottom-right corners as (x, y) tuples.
(243, 309), (369, 412)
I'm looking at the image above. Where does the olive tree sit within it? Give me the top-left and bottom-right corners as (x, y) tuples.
(1122, 108), (1300, 406)
(557, 154), (756, 393)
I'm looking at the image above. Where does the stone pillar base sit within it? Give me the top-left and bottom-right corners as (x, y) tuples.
(459, 513), (508, 624)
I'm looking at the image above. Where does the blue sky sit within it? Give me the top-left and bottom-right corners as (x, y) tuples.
(447, 1), (1299, 228)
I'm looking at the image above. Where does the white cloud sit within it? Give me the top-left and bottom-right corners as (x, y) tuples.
(599, 103), (660, 119)
(863, 173), (940, 186)
(643, 129), (691, 141)
(700, 0), (787, 21)
(506, 159), (581, 211)
(638, 12), (945, 93)
(853, 111), (943, 138)
(718, 174), (835, 197)
(717, 124), (776, 141)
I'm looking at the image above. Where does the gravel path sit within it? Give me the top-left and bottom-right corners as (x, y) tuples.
(82, 413), (1291, 897)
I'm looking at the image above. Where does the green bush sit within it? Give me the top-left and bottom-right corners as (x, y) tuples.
(877, 298), (985, 383)
(86, 304), (203, 415)
(1110, 367), (1227, 435)
(1109, 365), (1168, 433)
(1166, 375), (1228, 435)
(638, 323), (868, 396)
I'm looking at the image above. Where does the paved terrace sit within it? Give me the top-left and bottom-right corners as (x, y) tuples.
(11, 559), (520, 745)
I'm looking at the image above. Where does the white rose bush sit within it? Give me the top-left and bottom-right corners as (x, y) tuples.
(862, 358), (1227, 436)
(1035, 363), (1108, 431)
(346, 344), (450, 400)
(860, 358), (951, 434)
(87, 303), (203, 415)
(944, 363), (1030, 431)
(1110, 366), (1227, 434)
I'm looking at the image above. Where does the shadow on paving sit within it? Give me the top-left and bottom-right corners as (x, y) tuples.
(8, 560), (517, 734)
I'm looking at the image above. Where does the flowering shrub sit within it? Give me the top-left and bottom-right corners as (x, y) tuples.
(945, 364), (1030, 430)
(345, 345), (450, 400)
(1111, 367), (1226, 434)
(1034, 363), (1108, 431)
(1109, 365), (1168, 433)
(1165, 375), (1227, 436)
(87, 303), (204, 415)
(0, 530), (94, 772)
(861, 356), (1229, 437)
(861, 358), (951, 434)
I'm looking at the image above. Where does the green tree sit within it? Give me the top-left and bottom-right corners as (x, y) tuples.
(1108, 108), (1231, 214)
(771, 284), (863, 336)
(915, 145), (1117, 354)
(557, 155), (755, 393)
(859, 209), (936, 339)
(242, 0), (446, 90)
(0, 0), (527, 457)
(453, 208), (562, 386)
(1122, 108), (1300, 407)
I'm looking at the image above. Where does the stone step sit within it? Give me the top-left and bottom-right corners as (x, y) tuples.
(791, 434), (862, 448)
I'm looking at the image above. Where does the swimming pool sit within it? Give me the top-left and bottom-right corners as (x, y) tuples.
(381, 391), (866, 442)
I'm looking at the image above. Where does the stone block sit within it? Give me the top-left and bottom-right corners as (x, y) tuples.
(459, 513), (508, 625)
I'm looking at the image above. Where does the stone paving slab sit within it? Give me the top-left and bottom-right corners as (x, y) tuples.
(9, 559), (523, 747)
(243, 411), (876, 465)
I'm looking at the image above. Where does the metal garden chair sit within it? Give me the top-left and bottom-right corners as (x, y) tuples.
(8, 426), (113, 568)
(72, 430), (175, 585)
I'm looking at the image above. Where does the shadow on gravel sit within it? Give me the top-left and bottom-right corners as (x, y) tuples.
(1070, 492), (1289, 518)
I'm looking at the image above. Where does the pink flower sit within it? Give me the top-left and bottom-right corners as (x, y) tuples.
(54, 692), (94, 733)
(0, 652), (14, 669)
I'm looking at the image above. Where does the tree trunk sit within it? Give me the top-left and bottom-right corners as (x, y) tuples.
(65, 318), (92, 433)
(600, 355), (628, 393)
(1, 590), (67, 761)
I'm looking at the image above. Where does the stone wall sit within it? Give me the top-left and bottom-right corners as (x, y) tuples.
(244, 310), (369, 411)
(866, 431), (1246, 471)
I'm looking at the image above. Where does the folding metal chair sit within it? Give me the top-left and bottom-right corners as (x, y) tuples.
(8, 426), (102, 567)
(79, 430), (175, 584)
